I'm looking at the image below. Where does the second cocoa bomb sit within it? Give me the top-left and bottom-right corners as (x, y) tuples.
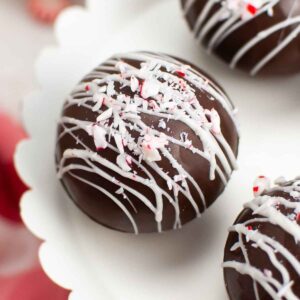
(224, 176), (300, 299)
(56, 51), (239, 234)
(181, 0), (300, 76)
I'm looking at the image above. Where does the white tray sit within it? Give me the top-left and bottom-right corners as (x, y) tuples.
(15, 0), (300, 299)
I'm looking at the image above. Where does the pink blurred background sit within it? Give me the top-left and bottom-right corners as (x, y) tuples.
(0, 1), (83, 299)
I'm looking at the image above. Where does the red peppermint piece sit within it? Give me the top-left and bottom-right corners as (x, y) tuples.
(247, 225), (253, 231)
(0, 113), (27, 223)
(253, 186), (259, 193)
(27, 0), (71, 24)
(296, 213), (300, 222)
(175, 71), (185, 78)
(247, 4), (257, 15)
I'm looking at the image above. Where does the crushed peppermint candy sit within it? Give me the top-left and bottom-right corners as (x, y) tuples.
(158, 119), (167, 129)
(130, 76), (139, 92)
(253, 175), (271, 197)
(117, 154), (132, 172)
(140, 78), (160, 99)
(116, 187), (124, 194)
(141, 134), (168, 162)
(87, 125), (108, 150)
(97, 108), (113, 123)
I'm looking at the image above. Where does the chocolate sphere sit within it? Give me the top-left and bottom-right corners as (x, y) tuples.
(56, 51), (239, 234)
(181, 0), (300, 76)
(224, 176), (300, 299)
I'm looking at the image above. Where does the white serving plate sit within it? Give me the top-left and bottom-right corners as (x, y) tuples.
(15, 0), (300, 299)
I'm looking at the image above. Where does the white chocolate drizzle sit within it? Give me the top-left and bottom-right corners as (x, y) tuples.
(223, 176), (300, 299)
(183, 0), (300, 75)
(57, 52), (238, 234)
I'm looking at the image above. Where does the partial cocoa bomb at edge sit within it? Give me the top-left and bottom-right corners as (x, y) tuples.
(181, 0), (300, 76)
(224, 176), (300, 299)
(56, 51), (239, 234)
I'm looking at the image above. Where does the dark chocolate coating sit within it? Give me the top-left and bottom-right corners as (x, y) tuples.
(56, 52), (239, 234)
(224, 180), (300, 299)
(181, 0), (300, 75)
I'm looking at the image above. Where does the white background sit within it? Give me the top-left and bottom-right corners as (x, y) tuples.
(0, 0), (54, 119)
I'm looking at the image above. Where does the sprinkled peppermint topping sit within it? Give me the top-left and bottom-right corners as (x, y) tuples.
(57, 52), (238, 234)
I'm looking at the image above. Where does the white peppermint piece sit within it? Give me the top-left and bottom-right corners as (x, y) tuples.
(141, 78), (160, 99)
(116, 187), (124, 194)
(167, 179), (173, 191)
(117, 154), (132, 172)
(116, 61), (127, 74)
(97, 108), (113, 122)
(130, 76), (139, 92)
(107, 81), (116, 96)
(158, 119), (167, 129)
(114, 133), (124, 154)
(253, 176), (271, 197)
(267, 7), (273, 16)
(230, 242), (240, 251)
(210, 108), (221, 135)
(92, 125), (108, 150)
(92, 95), (104, 112)
(142, 144), (162, 162)
(85, 124), (93, 136)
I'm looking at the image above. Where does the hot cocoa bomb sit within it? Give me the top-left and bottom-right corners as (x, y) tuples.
(181, 0), (300, 76)
(56, 51), (239, 234)
(224, 176), (300, 299)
